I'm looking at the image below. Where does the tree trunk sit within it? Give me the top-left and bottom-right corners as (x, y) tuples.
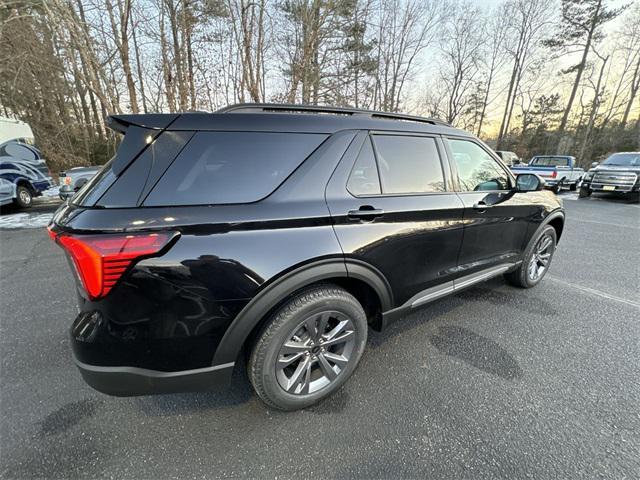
(579, 56), (608, 162)
(621, 53), (640, 127)
(130, 9), (148, 113)
(557, 0), (602, 136)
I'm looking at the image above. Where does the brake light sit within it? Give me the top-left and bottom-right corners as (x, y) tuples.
(551, 170), (557, 178)
(63, 176), (72, 185)
(48, 230), (175, 300)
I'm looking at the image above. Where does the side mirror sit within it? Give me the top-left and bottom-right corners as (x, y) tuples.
(516, 173), (544, 192)
(591, 161), (599, 168)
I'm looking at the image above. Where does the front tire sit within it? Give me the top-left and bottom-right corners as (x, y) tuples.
(248, 284), (367, 411)
(505, 225), (557, 288)
(578, 186), (591, 198)
(14, 185), (33, 208)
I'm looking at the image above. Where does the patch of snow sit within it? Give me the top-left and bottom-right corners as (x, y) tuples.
(0, 212), (53, 230)
(560, 193), (580, 201)
(42, 185), (60, 197)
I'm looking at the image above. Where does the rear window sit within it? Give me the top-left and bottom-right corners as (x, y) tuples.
(531, 156), (570, 167)
(144, 132), (327, 206)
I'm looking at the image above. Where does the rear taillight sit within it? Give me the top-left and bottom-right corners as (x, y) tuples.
(48, 229), (175, 300)
(63, 176), (72, 185)
(551, 170), (557, 178)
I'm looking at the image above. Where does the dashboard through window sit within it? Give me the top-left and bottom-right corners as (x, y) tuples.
(446, 139), (510, 191)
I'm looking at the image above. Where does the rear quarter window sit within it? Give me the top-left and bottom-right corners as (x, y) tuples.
(144, 132), (327, 206)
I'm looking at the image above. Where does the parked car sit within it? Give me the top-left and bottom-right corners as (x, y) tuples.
(48, 104), (565, 411)
(59, 166), (101, 201)
(495, 150), (521, 166)
(0, 140), (54, 208)
(579, 152), (640, 199)
(511, 155), (584, 193)
(0, 178), (14, 207)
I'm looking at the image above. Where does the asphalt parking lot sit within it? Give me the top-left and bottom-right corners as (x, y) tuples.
(1, 192), (639, 479)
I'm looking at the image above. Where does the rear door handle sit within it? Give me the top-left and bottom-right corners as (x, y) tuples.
(347, 206), (384, 221)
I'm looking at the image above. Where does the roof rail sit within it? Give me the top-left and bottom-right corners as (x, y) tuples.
(217, 103), (451, 127)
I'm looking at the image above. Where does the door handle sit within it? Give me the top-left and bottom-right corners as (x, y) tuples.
(347, 206), (384, 221)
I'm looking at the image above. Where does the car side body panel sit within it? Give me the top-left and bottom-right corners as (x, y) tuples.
(54, 131), (358, 374)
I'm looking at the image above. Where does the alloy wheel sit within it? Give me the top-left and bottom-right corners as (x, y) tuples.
(528, 233), (553, 281)
(275, 311), (356, 395)
(19, 189), (31, 205)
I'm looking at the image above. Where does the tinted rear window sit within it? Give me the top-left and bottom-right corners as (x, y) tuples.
(531, 156), (570, 167)
(372, 135), (445, 194)
(144, 132), (327, 206)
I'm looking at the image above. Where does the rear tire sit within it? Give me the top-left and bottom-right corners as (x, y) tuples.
(14, 185), (33, 209)
(248, 284), (367, 411)
(505, 225), (557, 288)
(551, 184), (561, 194)
(578, 186), (591, 198)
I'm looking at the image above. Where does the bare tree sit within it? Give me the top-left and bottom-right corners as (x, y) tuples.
(544, 0), (625, 137)
(438, 1), (483, 125)
(227, 0), (268, 102)
(475, 5), (509, 136)
(105, 0), (139, 112)
(373, 0), (442, 112)
(496, 0), (552, 150)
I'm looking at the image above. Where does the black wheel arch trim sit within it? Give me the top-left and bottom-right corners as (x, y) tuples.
(533, 209), (565, 245)
(211, 257), (393, 366)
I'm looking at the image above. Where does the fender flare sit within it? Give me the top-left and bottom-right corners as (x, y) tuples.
(14, 178), (35, 193)
(529, 209), (565, 247)
(211, 258), (393, 366)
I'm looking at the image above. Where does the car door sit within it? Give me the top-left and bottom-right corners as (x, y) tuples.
(442, 136), (537, 278)
(326, 131), (465, 308)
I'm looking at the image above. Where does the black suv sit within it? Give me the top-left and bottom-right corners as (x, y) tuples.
(49, 104), (564, 410)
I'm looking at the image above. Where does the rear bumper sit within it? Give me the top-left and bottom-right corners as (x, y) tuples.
(74, 355), (235, 396)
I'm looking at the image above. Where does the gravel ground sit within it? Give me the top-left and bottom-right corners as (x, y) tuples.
(1, 193), (639, 479)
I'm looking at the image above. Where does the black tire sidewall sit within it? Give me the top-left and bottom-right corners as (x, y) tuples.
(578, 187), (591, 198)
(250, 287), (367, 410)
(519, 225), (557, 288)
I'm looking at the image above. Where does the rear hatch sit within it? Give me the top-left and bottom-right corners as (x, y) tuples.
(48, 112), (331, 302)
(48, 113), (189, 301)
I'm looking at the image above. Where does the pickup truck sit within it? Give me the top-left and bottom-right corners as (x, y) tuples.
(511, 155), (584, 193)
(58, 166), (101, 200)
(579, 152), (640, 198)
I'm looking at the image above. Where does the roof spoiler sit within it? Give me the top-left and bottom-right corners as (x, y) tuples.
(106, 114), (179, 134)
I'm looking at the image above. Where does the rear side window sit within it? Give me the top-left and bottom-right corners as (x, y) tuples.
(144, 132), (327, 206)
(347, 138), (381, 196)
(372, 135), (445, 194)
